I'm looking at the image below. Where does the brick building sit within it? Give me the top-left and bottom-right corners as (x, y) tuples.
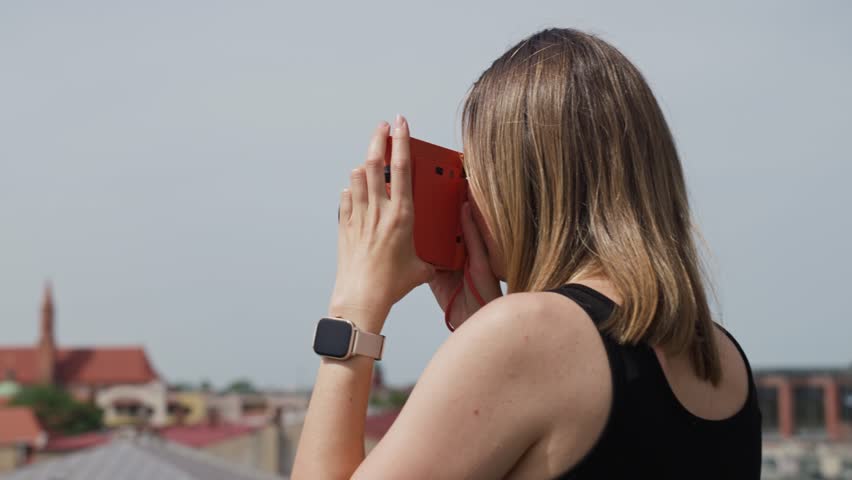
(0, 283), (166, 426)
(755, 367), (852, 440)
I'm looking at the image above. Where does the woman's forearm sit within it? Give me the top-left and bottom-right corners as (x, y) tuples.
(291, 309), (387, 480)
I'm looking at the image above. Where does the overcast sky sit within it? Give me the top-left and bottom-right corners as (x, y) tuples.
(1, 1), (850, 389)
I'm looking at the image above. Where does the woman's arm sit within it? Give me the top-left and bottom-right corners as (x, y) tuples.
(292, 115), (435, 478)
(290, 308), (388, 479)
(349, 295), (557, 479)
(292, 116), (610, 478)
(295, 291), (610, 480)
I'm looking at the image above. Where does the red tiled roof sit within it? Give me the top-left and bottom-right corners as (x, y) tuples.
(0, 407), (46, 447)
(364, 409), (401, 440)
(44, 431), (109, 452)
(0, 346), (158, 385)
(0, 347), (38, 383)
(159, 423), (260, 447)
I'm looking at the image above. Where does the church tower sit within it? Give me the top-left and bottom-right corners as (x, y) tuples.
(36, 281), (57, 384)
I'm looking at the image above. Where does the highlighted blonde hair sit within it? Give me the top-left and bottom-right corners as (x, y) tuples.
(462, 28), (721, 384)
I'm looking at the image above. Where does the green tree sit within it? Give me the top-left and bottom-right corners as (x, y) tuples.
(169, 381), (194, 392)
(222, 378), (259, 394)
(369, 389), (409, 409)
(386, 390), (408, 408)
(10, 384), (103, 434)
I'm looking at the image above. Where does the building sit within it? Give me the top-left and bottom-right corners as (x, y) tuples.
(0, 408), (46, 473)
(0, 284), (167, 427)
(166, 390), (209, 425)
(756, 367), (852, 479)
(756, 367), (852, 441)
(363, 408), (401, 453)
(35, 410), (287, 476)
(207, 391), (310, 427)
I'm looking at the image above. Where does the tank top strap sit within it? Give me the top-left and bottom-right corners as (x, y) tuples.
(713, 322), (758, 397)
(548, 282), (648, 385)
(549, 283), (617, 325)
(546, 283), (629, 445)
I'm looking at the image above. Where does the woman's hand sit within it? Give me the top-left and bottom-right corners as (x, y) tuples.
(428, 201), (502, 330)
(328, 115), (435, 333)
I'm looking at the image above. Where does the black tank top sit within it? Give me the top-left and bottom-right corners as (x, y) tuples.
(548, 283), (762, 479)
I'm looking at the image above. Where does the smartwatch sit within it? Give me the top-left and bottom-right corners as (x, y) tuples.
(312, 317), (385, 361)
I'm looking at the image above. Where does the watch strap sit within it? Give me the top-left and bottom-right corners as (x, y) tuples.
(352, 329), (385, 360)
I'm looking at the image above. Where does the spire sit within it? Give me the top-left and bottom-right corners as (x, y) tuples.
(37, 280), (56, 384)
(40, 280), (55, 341)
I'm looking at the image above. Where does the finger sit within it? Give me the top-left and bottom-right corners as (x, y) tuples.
(365, 122), (390, 205)
(350, 167), (367, 216)
(460, 202), (490, 267)
(339, 188), (352, 224)
(390, 114), (413, 209)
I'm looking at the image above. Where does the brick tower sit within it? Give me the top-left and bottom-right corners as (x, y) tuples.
(36, 281), (57, 384)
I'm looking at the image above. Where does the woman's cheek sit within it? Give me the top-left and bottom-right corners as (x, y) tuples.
(470, 200), (507, 280)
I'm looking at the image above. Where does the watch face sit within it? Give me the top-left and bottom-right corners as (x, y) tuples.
(313, 318), (354, 359)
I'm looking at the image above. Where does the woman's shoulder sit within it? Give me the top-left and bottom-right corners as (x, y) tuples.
(456, 291), (614, 375)
(456, 291), (614, 428)
(440, 291), (615, 476)
(464, 290), (606, 335)
(350, 292), (613, 479)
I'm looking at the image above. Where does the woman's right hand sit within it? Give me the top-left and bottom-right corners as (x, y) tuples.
(428, 202), (503, 330)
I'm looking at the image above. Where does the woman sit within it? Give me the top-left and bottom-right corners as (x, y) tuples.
(292, 27), (762, 479)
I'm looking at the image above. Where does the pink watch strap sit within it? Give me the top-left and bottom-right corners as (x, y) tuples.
(352, 329), (385, 360)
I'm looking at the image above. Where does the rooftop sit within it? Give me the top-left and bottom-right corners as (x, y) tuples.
(364, 408), (401, 441)
(0, 407), (46, 448)
(44, 422), (263, 452)
(0, 346), (159, 385)
(0, 435), (286, 480)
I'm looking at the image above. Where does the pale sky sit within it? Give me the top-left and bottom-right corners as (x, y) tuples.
(1, 0), (850, 389)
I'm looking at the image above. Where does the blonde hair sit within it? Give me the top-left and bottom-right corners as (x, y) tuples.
(461, 28), (721, 384)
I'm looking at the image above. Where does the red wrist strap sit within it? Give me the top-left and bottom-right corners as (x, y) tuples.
(444, 261), (487, 332)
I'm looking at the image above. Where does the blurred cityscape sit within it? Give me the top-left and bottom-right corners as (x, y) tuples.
(0, 284), (850, 479)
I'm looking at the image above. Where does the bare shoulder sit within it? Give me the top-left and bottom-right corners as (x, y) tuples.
(452, 291), (615, 477)
(453, 291), (611, 382)
(455, 291), (613, 405)
(352, 291), (613, 479)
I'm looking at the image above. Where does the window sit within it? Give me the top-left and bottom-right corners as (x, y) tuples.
(114, 403), (153, 418)
(839, 384), (852, 424)
(757, 386), (779, 432)
(242, 398), (267, 415)
(793, 386), (825, 433)
(167, 402), (190, 416)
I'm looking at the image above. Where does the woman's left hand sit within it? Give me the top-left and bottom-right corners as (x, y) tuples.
(328, 115), (435, 333)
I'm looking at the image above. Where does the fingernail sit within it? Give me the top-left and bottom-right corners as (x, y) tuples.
(378, 120), (388, 129)
(394, 113), (404, 129)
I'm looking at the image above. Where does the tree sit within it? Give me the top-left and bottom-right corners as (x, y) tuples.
(169, 381), (195, 392)
(10, 384), (103, 434)
(222, 378), (259, 394)
(386, 390), (408, 408)
(369, 388), (409, 409)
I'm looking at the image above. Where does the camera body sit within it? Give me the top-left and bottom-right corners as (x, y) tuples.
(383, 136), (467, 271)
